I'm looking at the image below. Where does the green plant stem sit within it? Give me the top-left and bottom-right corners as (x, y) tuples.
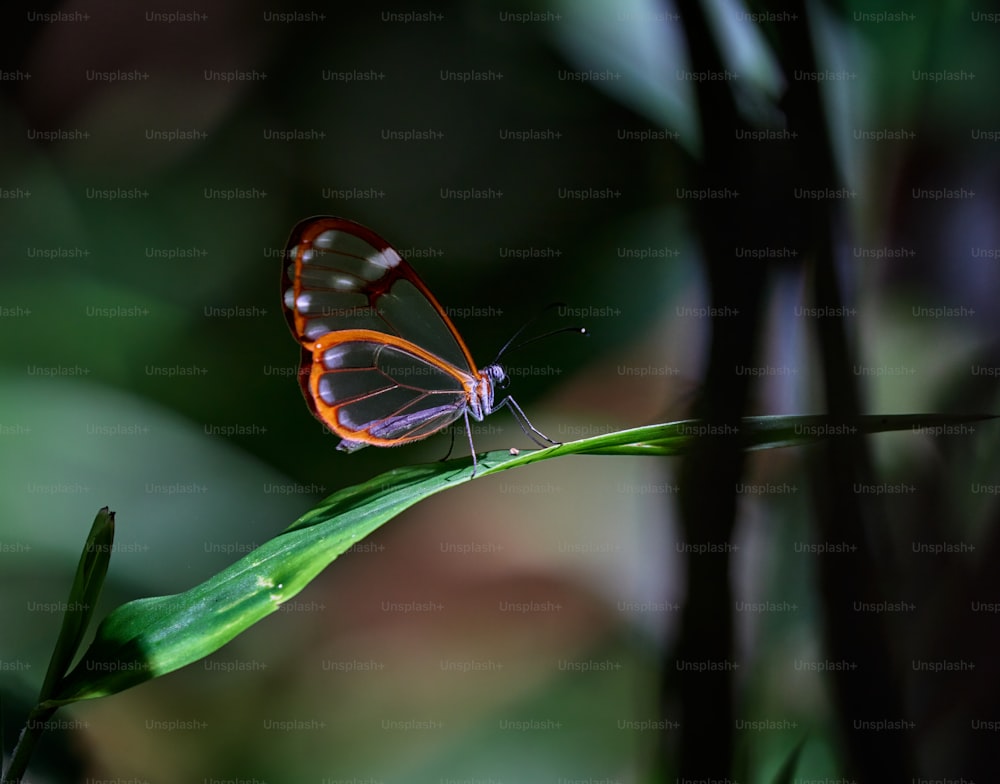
(2, 704), (58, 784)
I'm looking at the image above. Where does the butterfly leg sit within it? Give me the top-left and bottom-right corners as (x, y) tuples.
(500, 397), (560, 448)
(439, 425), (457, 462)
(463, 407), (481, 477)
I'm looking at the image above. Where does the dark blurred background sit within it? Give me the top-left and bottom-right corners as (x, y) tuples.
(2, 1), (999, 781)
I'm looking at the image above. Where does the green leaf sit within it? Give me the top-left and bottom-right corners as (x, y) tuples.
(4, 509), (114, 784)
(49, 414), (994, 705)
(38, 507), (115, 701)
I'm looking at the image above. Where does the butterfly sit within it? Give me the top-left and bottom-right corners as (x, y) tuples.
(281, 216), (560, 475)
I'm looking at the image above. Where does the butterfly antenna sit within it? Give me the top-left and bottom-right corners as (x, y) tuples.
(492, 302), (588, 364)
(502, 326), (589, 358)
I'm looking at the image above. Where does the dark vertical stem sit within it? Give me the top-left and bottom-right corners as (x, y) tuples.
(668, 1), (769, 778)
(769, 2), (914, 780)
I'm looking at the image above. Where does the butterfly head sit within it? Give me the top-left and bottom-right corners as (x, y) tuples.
(466, 362), (506, 421)
(484, 362), (509, 390)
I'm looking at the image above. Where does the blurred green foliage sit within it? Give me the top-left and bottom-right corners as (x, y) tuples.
(3, 0), (1000, 781)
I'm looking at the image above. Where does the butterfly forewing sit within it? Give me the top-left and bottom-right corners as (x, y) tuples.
(284, 217), (475, 372)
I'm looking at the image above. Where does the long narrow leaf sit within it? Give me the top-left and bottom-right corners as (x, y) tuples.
(39, 507), (115, 700)
(50, 414), (993, 705)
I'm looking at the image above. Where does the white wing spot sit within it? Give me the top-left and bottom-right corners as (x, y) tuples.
(330, 274), (359, 292)
(322, 344), (356, 370)
(367, 250), (400, 270)
(305, 323), (330, 341)
(318, 375), (336, 404)
(313, 230), (339, 250)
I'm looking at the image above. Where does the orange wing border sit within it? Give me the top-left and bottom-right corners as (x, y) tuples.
(306, 328), (478, 448)
(282, 216), (480, 372)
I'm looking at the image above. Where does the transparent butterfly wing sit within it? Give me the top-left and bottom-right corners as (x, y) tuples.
(282, 216), (486, 449)
(282, 216), (476, 372)
(307, 330), (474, 449)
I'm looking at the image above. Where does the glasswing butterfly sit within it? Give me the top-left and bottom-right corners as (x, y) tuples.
(281, 216), (563, 475)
